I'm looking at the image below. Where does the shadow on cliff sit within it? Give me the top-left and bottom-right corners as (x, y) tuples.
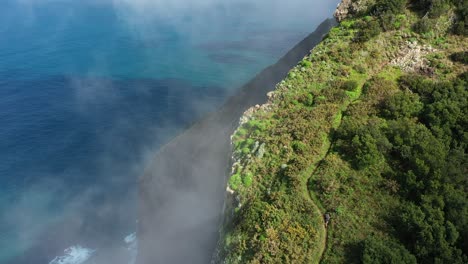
(137, 18), (337, 264)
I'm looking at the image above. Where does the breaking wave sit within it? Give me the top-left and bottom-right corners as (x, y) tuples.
(49, 245), (95, 264)
(125, 232), (138, 264)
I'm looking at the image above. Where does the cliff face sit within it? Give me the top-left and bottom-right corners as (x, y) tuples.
(136, 19), (336, 264)
(217, 1), (467, 263)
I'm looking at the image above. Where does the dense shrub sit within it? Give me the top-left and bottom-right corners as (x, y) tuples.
(409, 0), (433, 12)
(397, 201), (466, 263)
(412, 17), (436, 33)
(381, 90), (423, 119)
(374, 0), (408, 15)
(428, 0), (451, 18)
(372, 0), (408, 30)
(221, 3), (467, 262)
(300, 59), (313, 68)
(229, 173), (242, 190)
(342, 80), (359, 91)
(335, 73), (468, 262)
(354, 19), (382, 42)
(242, 173), (253, 187)
(450, 51), (468, 64)
(452, 0), (467, 35)
(380, 12), (406, 30)
(408, 0), (466, 35)
(336, 117), (391, 169)
(361, 236), (417, 264)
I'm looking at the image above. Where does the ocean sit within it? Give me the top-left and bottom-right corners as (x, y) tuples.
(0, 0), (337, 263)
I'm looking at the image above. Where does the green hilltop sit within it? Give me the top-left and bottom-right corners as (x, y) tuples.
(217, 0), (467, 263)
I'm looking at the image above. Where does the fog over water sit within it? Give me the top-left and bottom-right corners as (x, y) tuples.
(0, 1), (338, 263)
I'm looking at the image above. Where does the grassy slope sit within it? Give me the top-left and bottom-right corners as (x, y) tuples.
(219, 1), (467, 263)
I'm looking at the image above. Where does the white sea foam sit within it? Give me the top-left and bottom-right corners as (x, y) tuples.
(124, 232), (138, 264)
(124, 232), (136, 244)
(49, 245), (95, 264)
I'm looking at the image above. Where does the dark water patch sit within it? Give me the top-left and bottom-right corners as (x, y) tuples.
(0, 74), (226, 185)
(197, 32), (307, 57)
(207, 53), (257, 65)
(243, 29), (308, 41)
(0, 74), (228, 264)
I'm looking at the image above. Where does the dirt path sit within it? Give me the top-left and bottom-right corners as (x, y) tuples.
(304, 185), (327, 264)
(300, 148), (329, 264)
(303, 78), (367, 263)
(307, 156), (331, 263)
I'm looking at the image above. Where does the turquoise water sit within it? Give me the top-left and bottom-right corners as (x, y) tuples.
(0, 0), (337, 263)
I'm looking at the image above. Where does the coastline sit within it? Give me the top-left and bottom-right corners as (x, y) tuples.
(210, 0), (468, 262)
(137, 18), (337, 264)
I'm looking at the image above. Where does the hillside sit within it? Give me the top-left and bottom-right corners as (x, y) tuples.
(217, 0), (467, 263)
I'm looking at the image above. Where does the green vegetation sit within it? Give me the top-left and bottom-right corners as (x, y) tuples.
(229, 173), (242, 191)
(323, 73), (467, 263)
(218, 1), (467, 263)
(361, 235), (416, 264)
(407, 0), (468, 35)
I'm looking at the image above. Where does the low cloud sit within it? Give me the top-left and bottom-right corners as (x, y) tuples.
(2, 1), (338, 263)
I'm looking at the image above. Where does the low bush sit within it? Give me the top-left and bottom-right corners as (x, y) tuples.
(229, 173), (242, 191)
(242, 173), (253, 187)
(354, 19), (382, 42)
(361, 236), (417, 264)
(342, 80), (359, 91)
(412, 17), (435, 33)
(300, 59), (313, 68)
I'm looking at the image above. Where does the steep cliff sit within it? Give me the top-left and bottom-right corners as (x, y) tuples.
(137, 19), (336, 264)
(217, 0), (467, 263)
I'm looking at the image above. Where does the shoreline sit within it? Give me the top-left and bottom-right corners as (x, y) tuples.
(137, 17), (337, 264)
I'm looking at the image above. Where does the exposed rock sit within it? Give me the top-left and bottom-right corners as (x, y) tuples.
(267, 91), (276, 100)
(251, 141), (260, 154)
(226, 186), (235, 195)
(238, 88), (279, 127)
(334, 0), (374, 22)
(256, 143), (266, 159)
(238, 102), (273, 127)
(391, 41), (436, 75)
(334, 0), (352, 22)
(231, 162), (241, 174)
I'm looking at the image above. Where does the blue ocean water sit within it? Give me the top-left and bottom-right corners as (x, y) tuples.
(0, 0), (337, 263)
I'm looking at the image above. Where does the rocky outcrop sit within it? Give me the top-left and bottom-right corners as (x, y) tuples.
(334, 0), (353, 22)
(334, 0), (374, 22)
(391, 41), (436, 75)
